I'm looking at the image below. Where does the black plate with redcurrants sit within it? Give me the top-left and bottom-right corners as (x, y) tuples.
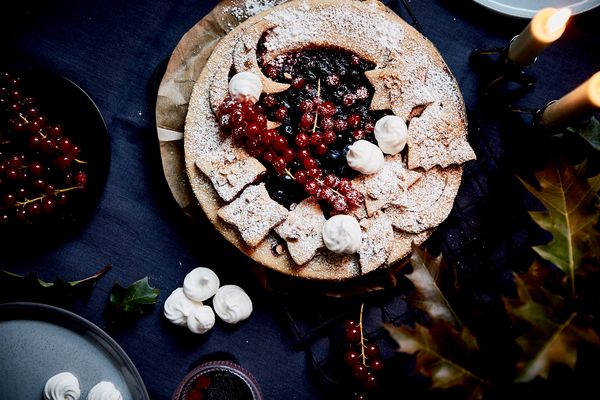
(0, 69), (109, 252)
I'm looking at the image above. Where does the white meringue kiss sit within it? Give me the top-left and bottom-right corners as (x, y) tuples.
(187, 305), (216, 334)
(374, 115), (407, 155)
(346, 140), (384, 174)
(213, 285), (253, 324)
(322, 214), (362, 254)
(163, 287), (199, 326)
(228, 71), (263, 102)
(183, 267), (220, 302)
(44, 372), (80, 400)
(86, 381), (122, 400)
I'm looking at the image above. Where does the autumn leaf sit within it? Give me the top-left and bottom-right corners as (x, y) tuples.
(405, 244), (462, 327)
(385, 321), (488, 399)
(0, 265), (111, 304)
(520, 161), (600, 295)
(567, 117), (600, 151)
(504, 262), (600, 382)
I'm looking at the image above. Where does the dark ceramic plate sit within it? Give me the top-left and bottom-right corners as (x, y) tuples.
(0, 302), (149, 400)
(0, 69), (110, 252)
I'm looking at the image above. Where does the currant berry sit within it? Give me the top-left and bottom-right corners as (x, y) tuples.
(314, 143), (328, 155)
(317, 101), (336, 117)
(351, 364), (368, 381)
(299, 99), (314, 113)
(262, 94), (277, 108)
(304, 179), (318, 195)
(323, 130), (336, 144)
(320, 117), (334, 131)
(295, 133), (309, 148)
(272, 135), (287, 152)
(303, 157), (317, 170)
(274, 106), (288, 121)
(291, 76), (305, 89)
(300, 112), (315, 129)
(294, 170), (308, 184)
(297, 149), (311, 160)
(364, 344), (380, 359)
(245, 122), (261, 138)
(343, 351), (360, 366)
(347, 114), (361, 128)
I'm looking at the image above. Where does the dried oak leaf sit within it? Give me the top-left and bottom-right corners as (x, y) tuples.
(0, 264), (111, 304)
(520, 161), (600, 295)
(504, 263), (600, 383)
(385, 320), (488, 399)
(405, 244), (461, 327)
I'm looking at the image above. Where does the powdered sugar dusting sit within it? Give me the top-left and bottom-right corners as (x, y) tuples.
(217, 184), (288, 247)
(359, 212), (393, 273)
(275, 197), (326, 265)
(263, 1), (404, 64)
(224, 0), (285, 21)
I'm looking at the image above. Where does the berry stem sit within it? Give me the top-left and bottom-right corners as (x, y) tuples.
(1, 185), (84, 210)
(312, 79), (321, 133)
(359, 302), (367, 367)
(18, 113), (29, 124)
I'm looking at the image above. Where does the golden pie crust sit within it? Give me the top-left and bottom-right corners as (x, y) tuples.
(184, 0), (475, 281)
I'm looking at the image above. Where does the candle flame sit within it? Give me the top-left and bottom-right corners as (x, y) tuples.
(545, 8), (571, 35)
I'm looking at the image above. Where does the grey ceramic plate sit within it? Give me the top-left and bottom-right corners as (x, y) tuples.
(0, 302), (149, 400)
(473, 0), (600, 18)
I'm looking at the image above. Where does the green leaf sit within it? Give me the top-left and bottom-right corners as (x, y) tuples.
(108, 277), (160, 315)
(567, 117), (600, 151)
(520, 161), (600, 295)
(406, 244), (462, 327)
(504, 263), (600, 382)
(0, 265), (111, 304)
(385, 321), (488, 399)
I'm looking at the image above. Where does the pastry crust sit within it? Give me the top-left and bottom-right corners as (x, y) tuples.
(184, 0), (475, 280)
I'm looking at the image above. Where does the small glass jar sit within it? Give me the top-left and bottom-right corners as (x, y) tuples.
(172, 361), (263, 400)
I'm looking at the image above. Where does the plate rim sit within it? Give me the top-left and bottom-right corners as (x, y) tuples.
(0, 302), (149, 400)
(472, 0), (600, 18)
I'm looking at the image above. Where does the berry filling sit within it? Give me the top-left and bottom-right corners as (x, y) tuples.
(217, 47), (389, 213)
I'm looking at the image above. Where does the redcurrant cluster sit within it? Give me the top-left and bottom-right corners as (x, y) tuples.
(216, 92), (363, 214)
(343, 307), (384, 399)
(0, 71), (87, 224)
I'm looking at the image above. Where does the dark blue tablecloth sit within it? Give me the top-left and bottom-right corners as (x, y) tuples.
(1, 1), (599, 399)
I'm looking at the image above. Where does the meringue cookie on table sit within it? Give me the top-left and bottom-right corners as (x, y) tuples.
(228, 71), (263, 103)
(374, 115), (407, 155)
(213, 285), (253, 324)
(187, 305), (216, 334)
(322, 214), (362, 254)
(86, 381), (122, 400)
(163, 287), (200, 326)
(183, 267), (220, 302)
(44, 372), (80, 400)
(346, 140), (384, 174)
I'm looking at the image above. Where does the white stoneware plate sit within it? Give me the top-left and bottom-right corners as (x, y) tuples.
(0, 302), (149, 400)
(473, 0), (600, 18)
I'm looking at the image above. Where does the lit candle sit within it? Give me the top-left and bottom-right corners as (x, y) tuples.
(542, 72), (600, 128)
(507, 7), (571, 66)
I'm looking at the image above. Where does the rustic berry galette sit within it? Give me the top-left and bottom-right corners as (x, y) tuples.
(184, 0), (475, 280)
